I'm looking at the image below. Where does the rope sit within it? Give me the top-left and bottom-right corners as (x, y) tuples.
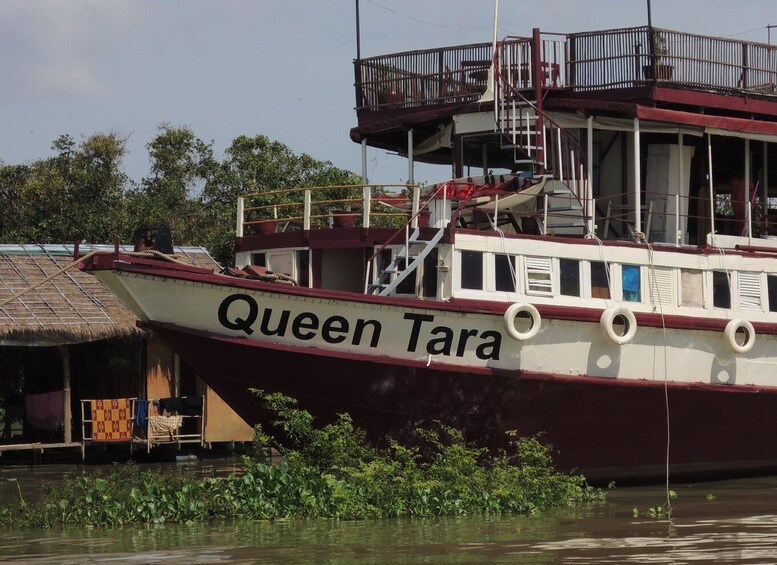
(646, 241), (672, 519)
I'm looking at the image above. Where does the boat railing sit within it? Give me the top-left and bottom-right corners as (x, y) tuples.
(594, 188), (777, 245)
(237, 184), (428, 236)
(355, 27), (777, 112)
(355, 39), (533, 111)
(564, 26), (777, 95)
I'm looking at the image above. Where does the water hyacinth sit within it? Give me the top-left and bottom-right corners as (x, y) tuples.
(0, 391), (604, 528)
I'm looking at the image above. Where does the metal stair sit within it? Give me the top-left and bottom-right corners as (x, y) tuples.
(492, 39), (591, 236)
(367, 227), (445, 296)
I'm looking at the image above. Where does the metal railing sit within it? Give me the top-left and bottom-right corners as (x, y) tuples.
(594, 189), (775, 245)
(237, 185), (425, 237)
(355, 40), (530, 111)
(568, 26), (777, 94)
(354, 27), (777, 111)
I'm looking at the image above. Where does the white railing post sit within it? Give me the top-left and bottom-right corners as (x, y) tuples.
(404, 224), (410, 269)
(362, 185), (371, 228)
(587, 116), (594, 235)
(707, 135), (716, 240)
(634, 118), (642, 235)
(303, 190), (311, 231)
(747, 201), (752, 242)
(675, 194), (681, 246)
(411, 185), (420, 228)
(236, 196), (244, 238)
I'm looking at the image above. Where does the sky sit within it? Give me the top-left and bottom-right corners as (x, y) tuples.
(0, 0), (775, 188)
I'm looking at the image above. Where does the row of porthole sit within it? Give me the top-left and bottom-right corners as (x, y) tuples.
(503, 303), (756, 354)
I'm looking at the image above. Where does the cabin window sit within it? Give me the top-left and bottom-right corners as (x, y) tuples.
(590, 261), (610, 299)
(296, 250), (310, 287)
(622, 264), (641, 302)
(460, 251), (483, 290)
(495, 254), (517, 292)
(768, 275), (777, 312)
(559, 259), (580, 297)
(680, 269), (703, 308)
(712, 271), (731, 309)
(267, 251), (294, 277)
(738, 272), (761, 310)
(422, 248), (439, 298)
(524, 256), (553, 296)
(251, 253), (266, 267)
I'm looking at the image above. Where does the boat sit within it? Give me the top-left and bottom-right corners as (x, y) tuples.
(83, 25), (777, 481)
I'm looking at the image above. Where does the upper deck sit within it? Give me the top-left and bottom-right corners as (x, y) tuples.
(353, 26), (777, 157)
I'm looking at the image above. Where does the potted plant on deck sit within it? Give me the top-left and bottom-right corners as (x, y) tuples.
(643, 30), (674, 81)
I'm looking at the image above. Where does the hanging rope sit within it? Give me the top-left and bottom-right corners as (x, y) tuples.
(646, 241), (672, 518)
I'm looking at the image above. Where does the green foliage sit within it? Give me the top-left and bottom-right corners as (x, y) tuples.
(0, 392), (603, 529)
(633, 490), (677, 519)
(250, 390), (604, 519)
(0, 127), (360, 266)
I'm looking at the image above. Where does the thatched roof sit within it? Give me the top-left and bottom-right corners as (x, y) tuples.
(0, 244), (220, 347)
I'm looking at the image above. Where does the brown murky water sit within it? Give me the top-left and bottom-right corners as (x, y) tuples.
(1, 460), (777, 564)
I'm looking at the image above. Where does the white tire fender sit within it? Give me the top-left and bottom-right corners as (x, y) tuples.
(600, 307), (637, 345)
(724, 319), (755, 354)
(503, 303), (542, 341)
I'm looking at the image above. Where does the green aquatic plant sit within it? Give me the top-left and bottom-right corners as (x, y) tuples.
(633, 490), (677, 519)
(0, 391), (604, 529)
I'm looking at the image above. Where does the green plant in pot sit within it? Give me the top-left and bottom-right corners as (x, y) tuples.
(644, 30), (673, 81)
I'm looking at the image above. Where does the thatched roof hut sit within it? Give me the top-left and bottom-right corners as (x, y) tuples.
(0, 244), (220, 346)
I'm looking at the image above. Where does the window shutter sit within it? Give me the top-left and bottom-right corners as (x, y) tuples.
(739, 272), (761, 310)
(525, 256), (553, 296)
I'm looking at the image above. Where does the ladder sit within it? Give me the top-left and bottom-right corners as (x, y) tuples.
(367, 227), (445, 296)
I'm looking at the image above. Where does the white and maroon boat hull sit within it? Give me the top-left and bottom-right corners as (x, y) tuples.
(84, 253), (777, 481)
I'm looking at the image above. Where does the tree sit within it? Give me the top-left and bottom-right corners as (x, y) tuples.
(137, 124), (218, 246)
(200, 135), (360, 264)
(0, 132), (131, 244)
(0, 127), (361, 267)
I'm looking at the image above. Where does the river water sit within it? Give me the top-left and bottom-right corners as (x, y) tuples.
(1, 460), (777, 564)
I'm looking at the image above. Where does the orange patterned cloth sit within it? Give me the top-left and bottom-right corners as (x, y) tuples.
(91, 399), (133, 442)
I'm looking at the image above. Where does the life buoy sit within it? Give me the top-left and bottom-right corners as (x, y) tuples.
(724, 319), (755, 354)
(503, 303), (541, 341)
(600, 307), (637, 345)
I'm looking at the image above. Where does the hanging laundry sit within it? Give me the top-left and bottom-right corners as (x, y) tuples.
(91, 398), (132, 441)
(135, 399), (148, 428)
(25, 390), (65, 431)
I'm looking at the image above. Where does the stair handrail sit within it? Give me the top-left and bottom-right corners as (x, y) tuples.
(492, 39), (590, 225)
(364, 183), (446, 293)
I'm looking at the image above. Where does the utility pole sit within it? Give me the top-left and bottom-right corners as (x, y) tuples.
(355, 0), (361, 60)
(647, 0), (653, 29)
(768, 24), (777, 45)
